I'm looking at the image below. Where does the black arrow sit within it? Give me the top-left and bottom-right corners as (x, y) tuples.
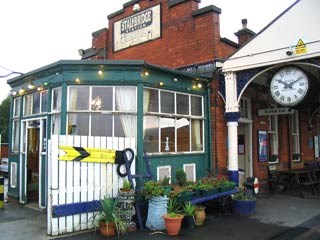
(73, 146), (91, 161)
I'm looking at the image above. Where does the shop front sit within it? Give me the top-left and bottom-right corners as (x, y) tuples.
(7, 60), (210, 235)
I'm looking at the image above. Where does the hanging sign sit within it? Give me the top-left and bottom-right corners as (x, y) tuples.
(58, 146), (116, 163)
(258, 108), (294, 116)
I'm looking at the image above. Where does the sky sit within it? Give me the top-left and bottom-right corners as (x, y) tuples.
(0, 0), (296, 104)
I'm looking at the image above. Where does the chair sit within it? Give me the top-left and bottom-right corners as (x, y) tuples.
(267, 164), (288, 193)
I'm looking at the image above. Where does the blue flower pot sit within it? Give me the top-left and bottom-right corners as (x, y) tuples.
(146, 196), (168, 230)
(232, 199), (256, 216)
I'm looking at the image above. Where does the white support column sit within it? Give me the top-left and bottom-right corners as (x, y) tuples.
(224, 71), (240, 184)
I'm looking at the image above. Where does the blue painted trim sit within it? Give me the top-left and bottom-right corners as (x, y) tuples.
(228, 170), (239, 184)
(52, 200), (101, 217)
(190, 189), (238, 204)
(224, 112), (240, 122)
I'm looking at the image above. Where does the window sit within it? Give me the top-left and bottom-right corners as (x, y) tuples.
(23, 90), (48, 116)
(51, 87), (62, 135)
(268, 114), (279, 163)
(291, 110), (300, 161)
(12, 120), (19, 152)
(143, 88), (204, 153)
(239, 97), (251, 120)
(13, 97), (21, 117)
(67, 86), (137, 139)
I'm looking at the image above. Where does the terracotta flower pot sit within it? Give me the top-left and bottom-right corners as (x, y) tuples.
(162, 214), (184, 236)
(194, 207), (206, 226)
(99, 221), (116, 238)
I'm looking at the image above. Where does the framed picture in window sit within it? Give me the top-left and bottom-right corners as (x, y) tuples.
(258, 130), (268, 162)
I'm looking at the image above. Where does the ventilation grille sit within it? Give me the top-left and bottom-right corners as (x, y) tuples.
(157, 166), (171, 183)
(184, 163), (196, 182)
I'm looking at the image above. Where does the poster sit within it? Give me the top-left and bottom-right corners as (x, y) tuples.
(258, 130), (268, 162)
(314, 136), (319, 158)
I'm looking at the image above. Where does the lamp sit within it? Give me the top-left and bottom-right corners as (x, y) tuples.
(133, 3), (140, 12)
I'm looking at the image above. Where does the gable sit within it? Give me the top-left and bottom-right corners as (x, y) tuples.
(223, 0), (320, 72)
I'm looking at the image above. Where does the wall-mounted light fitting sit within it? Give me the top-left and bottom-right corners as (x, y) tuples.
(28, 84), (35, 89)
(75, 78), (80, 83)
(19, 89), (25, 95)
(133, 3), (140, 12)
(173, 78), (178, 82)
(98, 70), (103, 76)
(159, 82), (164, 86)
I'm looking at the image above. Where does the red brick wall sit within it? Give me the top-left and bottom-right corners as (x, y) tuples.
(1, 144), (8, 158)
(93, 0), (237, 68)
(90, 0), (238, 176)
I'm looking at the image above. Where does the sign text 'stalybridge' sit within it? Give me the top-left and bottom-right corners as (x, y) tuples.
(121, 10), (153, 34)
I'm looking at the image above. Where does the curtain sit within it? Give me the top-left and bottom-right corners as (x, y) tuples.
(192, 119), (202, 151)
(143, 89), (150, 138)
(115, 87), (137, 138)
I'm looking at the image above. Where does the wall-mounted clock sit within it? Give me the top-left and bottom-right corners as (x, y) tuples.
(270, 66), (309, 106)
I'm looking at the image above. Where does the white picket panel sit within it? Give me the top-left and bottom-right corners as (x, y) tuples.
(47, 135), (136, 236)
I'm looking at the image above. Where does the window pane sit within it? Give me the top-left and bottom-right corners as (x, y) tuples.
(52, 88), (62, 111)
(14, 98), (21, 117)
(191, 96), (202, 116)
(177, 118), (190, 152)
(91, 114), (112, 136)
(115, 86), (136, 111)
(51, 114), (60, 135)
(24, 95), (32, 116)
(42, 119), (47, 152)
(177, 94), (189, 115)
(32, 92), (40, 114)
(68, 86), (89, 110)
(144, 89), (158, 112)
(114, 115), (125, 137)
(191, 119), (203, 151)
(41, 91), (48, 113)
(12, 120), (20, 151)
(160, 117), (175, 152)
(161, 91), (174, 114)
(67, 113), (89, 135)
(91, 87), (112, 110)
(144, 116), (159, 153)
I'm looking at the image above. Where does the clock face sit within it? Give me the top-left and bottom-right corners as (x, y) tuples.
(270, 66), (309, 106)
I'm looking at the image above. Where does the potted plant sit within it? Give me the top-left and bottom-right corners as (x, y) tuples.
(97, 196), (126, 238)
(142, 180), (168, 230)
(194, 205), (206, 226)
(161, 176), (172, 196)
(163, 198), (184, 236)
(176, 168), (186, 187)
(182, 201), (195, 229)
(119, 179), (135, 195)
(292, 153), (301, 161)
(232, 187), (256, 216)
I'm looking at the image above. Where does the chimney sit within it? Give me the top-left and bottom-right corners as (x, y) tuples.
(234, 19), (256, 46)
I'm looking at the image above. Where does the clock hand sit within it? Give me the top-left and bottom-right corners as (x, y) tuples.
(276, 79), (291, 89)
(287, 76), (304, 89)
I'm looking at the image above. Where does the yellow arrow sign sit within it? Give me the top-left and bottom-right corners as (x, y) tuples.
(59, 146), (116, 163)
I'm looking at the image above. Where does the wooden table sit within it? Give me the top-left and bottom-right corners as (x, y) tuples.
(278, 168), (319, 198)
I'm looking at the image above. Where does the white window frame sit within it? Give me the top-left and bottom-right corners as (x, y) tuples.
(143, 87), (205, 154)
(291, 110), (300, 162)
(157, 165), (171, 183)
(268, 114), (279, 163)
(239, 97), (252, 120)
(183, 163), (196, 182)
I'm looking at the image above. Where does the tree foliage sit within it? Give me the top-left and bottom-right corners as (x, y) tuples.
(0, 96), (10, 143)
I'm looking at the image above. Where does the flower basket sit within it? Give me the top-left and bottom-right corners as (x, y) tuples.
(232, 199), (256, 216)
(176, 191), (194, 203)
(200, 188), (218, 196)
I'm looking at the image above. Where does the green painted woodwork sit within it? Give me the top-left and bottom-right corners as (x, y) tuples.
(7, 60), (211, 202)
